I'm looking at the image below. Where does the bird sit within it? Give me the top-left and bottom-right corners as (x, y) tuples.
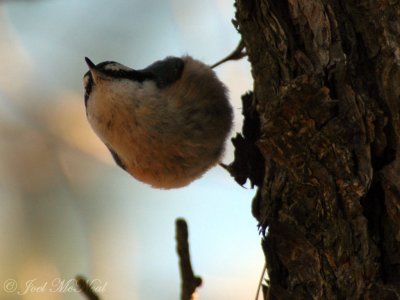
(83, 55), (234, 188)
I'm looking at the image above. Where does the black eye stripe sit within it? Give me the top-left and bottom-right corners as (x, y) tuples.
(105, 69), (153, 81)
(94, 61), (154, 82)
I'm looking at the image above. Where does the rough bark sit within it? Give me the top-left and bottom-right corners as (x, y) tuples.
(232, 0), (400, 299)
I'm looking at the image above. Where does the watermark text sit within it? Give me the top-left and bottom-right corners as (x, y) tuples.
(3, 278), (108, 295)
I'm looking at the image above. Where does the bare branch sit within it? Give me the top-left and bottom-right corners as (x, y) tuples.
(76, 276), (100, 300)
(175, 218), (202, 300)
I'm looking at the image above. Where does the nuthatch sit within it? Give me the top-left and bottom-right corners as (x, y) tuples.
(83, 55), (234, 188)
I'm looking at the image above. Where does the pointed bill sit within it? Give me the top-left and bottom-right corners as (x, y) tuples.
(85, 57), (103, 83)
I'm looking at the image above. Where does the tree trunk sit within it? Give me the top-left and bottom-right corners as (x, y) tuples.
(233, 0), (400, 298)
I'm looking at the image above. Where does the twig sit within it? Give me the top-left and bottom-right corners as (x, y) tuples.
(175, 218), (202, 300)
(76, 276), (100, 300)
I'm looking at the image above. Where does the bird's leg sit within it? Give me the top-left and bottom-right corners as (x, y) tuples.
(210, 40), (246, 69)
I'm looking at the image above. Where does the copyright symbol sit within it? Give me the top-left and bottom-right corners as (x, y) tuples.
(3, 279), (17, 293)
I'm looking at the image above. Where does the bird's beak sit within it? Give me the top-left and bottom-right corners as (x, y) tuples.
(85, 57), (103, 84)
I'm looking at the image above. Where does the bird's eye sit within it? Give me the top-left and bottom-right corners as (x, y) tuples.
(83, 72), (93, 107)
(83, 73), (91, 90)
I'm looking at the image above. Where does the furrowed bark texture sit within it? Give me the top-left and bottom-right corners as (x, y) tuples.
(234, 0), (400, 298)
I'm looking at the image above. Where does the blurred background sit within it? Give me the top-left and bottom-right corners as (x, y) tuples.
(0, 0), (262, 299)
